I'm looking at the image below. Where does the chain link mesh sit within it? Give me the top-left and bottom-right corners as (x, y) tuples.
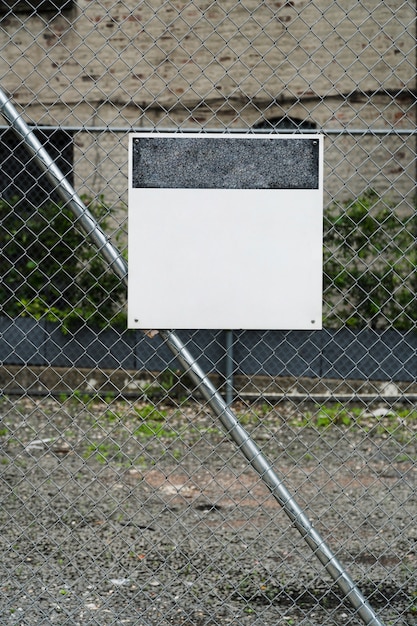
(0, 1), (416, 624)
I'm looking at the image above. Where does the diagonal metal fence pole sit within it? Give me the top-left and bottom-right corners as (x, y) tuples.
(162, 330), (385, 626)
(0, 86), (384, 626)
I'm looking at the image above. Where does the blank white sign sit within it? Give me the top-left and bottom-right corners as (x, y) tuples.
(128, 132), (323, 330)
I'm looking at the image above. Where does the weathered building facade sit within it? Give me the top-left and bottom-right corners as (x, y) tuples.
(0, 0), (415, 208)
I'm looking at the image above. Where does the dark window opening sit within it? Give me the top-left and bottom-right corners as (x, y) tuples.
(0, 0), (72, 14)
(254, 116), (317, 131)
(0, 127), (74, 205)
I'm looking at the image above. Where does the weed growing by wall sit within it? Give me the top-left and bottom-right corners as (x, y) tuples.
(0, 195), (126, 330)
(323, 190), (417, 330)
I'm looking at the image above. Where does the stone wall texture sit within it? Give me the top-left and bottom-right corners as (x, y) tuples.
(0, 0), (415, 206)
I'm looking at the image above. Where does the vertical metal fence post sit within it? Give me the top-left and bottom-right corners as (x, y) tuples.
(225, 329), (234, 405)
(0, 86), (385, 626)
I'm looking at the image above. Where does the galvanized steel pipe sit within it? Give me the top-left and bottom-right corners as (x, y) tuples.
(0, 85), (384, 626)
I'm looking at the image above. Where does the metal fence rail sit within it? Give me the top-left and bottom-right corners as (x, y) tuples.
(0, 1), (416, 625)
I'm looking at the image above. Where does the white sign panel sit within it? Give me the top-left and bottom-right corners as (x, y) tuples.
(128, 132), (323, 330)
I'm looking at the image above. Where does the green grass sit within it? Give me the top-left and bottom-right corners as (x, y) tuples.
(84, 442), (127, 465)
(133, 420), (177, 440)
(134, 404), (167, 421)
(289, 403), (417, 430)
(132, 404), (177, 439)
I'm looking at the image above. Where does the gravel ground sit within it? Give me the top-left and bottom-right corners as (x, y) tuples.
(0, 394), (416, 626)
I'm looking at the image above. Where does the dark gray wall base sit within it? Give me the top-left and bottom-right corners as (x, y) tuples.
(1, 318), (416, 382)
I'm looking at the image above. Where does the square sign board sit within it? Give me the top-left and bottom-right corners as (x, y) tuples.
(128, 132), (323, 330)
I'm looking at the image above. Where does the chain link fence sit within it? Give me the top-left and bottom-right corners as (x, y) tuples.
(0, 1), (416, 624)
